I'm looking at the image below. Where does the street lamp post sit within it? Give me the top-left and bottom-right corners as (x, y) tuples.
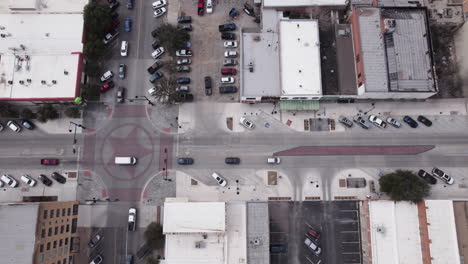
(134, 95), (154, 106)
(68, 122), (86, 153)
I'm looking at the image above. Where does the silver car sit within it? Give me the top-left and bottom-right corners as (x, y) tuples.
(338, 116), (353, 128)
(386, 117), (401, 128)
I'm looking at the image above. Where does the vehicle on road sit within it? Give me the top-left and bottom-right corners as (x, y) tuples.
(352, 116), (371, 129)
(206, 0), (213, 13)
(177, 58), (191, 65)
(119, 63), (126, 79)
(116, 87), (125, 103)
(177, 158), (194, 165)
(308, 228), (321, 241)
(90, 255), (103, 264)
(1, 175), (18, 188)
(225, 157), (240, 164)
(221, 68), (237, 75)
(41, 159), (59, 165)
(136, 244), (152, 259)
(124, 17), (131, 32)
(417, 169), (437, 185)
(100, 81), (115, 93)
(115, 157), (137, 165)
(147, 61), (162, 74)
(224, 41), (237, 48)
(151, 47), (165, 59)
(120, 41), (128, 56)
(153, 7), (166, 18)
(221, 77), (235, 84)
(100, 70), (113, 82)
(177, 16), (192, 23)
(176, 66), (190, 72)
(386, 117), (401, 128)
(128, 208), (137, 231)
(51, 172), (66, 184)
(368, 115), (387, 129)
(403, 116), (418, 128)
(211, 172), (227, 187)
(239, 117), (254, 129)
(21, 175), (37, 187)
(267, 157), (281, 164)
(39, 174), (53, 186)
(221, 33), (236, 40)
(431, 167), (454, 185)
(88, 233), (103, 248)
(223, 59), (237, 66)
(103, 30), (119, 44)
(219, 23), (236, 32)
(152, 0), (166, 9)
(204, 76), (212, 96)
(21, 120), (35, 130)
(338, 116), (353, 128)
(304, 237), (322, 256)
(270, 245), (287, 253)
(149, 72), (163, 83)
(177, 77), (190, 84)
(219, 86), (237, 94)
(7, 121), (21, 132)
(176, 49), (192, 57)
(224, 51), (237, 58)
(417, 115), (432, 127)
(126, 0), (133, 9)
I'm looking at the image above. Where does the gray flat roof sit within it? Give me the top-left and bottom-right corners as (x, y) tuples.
(336, 24), (358, 95)
(0, 203), (38, 264)
(246, 202), (269, 264)
(241, 32), (281, 98)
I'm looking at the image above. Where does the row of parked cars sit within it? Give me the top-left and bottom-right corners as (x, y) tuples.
(339, 115), (433, 129)
(418, 168), (454, 185)
(0, 120), (34, 132)
(0, 172), (66, 188)
(217, 23), (238, 94)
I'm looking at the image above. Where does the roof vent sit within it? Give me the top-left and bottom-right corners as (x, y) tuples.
(19, 80), (24, 84)
(41, 80), (46, 84)
(64, 70), (68, 75)
(27, 79), (31, 83)
(7, 80), (13, 85)
(52, 80), (57, 84)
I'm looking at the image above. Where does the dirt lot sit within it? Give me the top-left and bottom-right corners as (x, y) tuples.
(176, 0), (260, 102)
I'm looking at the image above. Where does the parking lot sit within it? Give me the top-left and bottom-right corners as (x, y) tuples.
(269, 201), (362, 264)
(177, 0), (260, 102)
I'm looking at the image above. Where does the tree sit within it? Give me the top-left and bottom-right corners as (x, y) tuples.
(151, 77), (179, 104)
(144, 222), (165, 250)
(0, 103), (19, 118)
(164, 60), (178, 74)
(146, 257), (160, 264)
(84, 61), (102, 77)
(84, 38), (106, 61)
(64, 107), (81, 118)
(80, 83), (100, 101)
(36, 104), (59, 123)
(155, 24), (190, 55)
(379, 170), (430, 203)
(20, 108), (35, 119)
(83, 2), (112, 60)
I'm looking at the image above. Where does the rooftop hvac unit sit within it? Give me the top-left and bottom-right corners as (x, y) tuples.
(52, 80), (57, 84)
(27, 79), (31, 83)
(41, 80), (46, 84)
(8, 80), (13, 85)
(19, 80), (24, 84)
(249, 238), (262, 245)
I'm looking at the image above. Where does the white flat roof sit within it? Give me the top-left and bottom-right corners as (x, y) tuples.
(279, 20), (322, 96)
(0, 11), (84, 101)
(425, 200), (461, 264)
(163, 202), (226, 233)
(0, 0), (88, 13)
(264, 0), (347, 7)
(369, 201), (422, 264)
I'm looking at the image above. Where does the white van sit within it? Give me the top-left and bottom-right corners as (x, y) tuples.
(115, 157), (137, 165)
(121, 41), (128, 57)
(267, 157), (281, 164)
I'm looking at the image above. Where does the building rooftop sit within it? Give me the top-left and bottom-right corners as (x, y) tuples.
(246, 202), (270, 264)
(335, 24), (357, 95)
(279, 20), (322, 97)
(0, 203), (39, 264)
(0, 0), (88, 13)
(163, 202), (226, 234)
(264, 0), (347, 7)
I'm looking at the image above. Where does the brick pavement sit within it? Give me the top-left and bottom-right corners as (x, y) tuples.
(417, 201), (433, 264)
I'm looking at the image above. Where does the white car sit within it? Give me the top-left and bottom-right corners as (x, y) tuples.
(206, 0), (213, 13)
(432, 167), (454, 185)
(120, 41), (128, 57)
(175, 49), (192, 57)
(151, 47), (165, 59)
(239, 117), (254, 129)
(152, 0), (166, 9)
(177, 58), (191, 65)
(221, 77), (235, 84)
(211, 172), (227, 187)
(368, 115), (387, 129)
(154, 7), (166, 18)
(386, 117), (401, 128)
(267, 157), (281, 164)
(21, 175), (36, 187)
(7, 121), (21, 132)
(304, 237), (322, 256)
(224, 41), (237, 48)
(224, 50), (237, 58)
(100, 70), (113, 82)
(148, 87), (157, 96)
(128, 208), (137, 231)
(1, 175), (18, 188)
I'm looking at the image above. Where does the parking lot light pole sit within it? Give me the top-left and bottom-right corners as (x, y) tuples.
(69, 122), (87, 153)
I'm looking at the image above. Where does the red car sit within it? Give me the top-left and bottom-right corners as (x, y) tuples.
(197, 0), (204, 16)
(100, 81), (115, 93)
(308, 228), (321, 241)
(41, 159), (59, 165)
(221, 68), (237, 75)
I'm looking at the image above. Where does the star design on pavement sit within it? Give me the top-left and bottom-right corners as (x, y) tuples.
(104, 125), (154, 180)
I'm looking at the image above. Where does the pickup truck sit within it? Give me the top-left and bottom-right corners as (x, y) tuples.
(128, 208), (136, 231)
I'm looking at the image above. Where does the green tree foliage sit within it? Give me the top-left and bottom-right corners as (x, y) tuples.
(146, 257), (160, 264)
(36, 104), (59, 123)
(144, 222), (165, 250)
(80, 83), (100, 101)
(0, 103), (19, 118)
(20, 108), (35, 119)
(154, 24), (190, 55)
(64, 107), (81, 118)
(83, 2), (112, 60)
(379, 170), (430, 203)
(150, 77), (179, 105)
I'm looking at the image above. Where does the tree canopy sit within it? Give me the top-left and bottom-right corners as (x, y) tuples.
(150, 77), (179, 105)
(379, 170), (430, 203)
(83, 2), (113, 60)
(155, 24), (190, 55)
(144, 222), (165, 250)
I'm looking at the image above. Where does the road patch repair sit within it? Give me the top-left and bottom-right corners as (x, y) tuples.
(275, 145), (434, 156)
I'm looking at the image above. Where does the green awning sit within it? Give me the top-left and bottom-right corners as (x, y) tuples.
(280, 100), (320, 111)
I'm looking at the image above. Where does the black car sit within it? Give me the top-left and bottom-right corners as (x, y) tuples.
(176, 66), (190, 72)
(218, 23), (236, 32)
(147, 61), (162, 74)
(403, 116), (418, 128)
(126, 0), (133, 9)
(177, 77), (190, 84)
(177, 158), (194, 165)
(21, 120), (35, 130)
(39, 174), (53, 186)
(418, 169), (437, 185)
(109, 1), (120, 11)
(177, 16), (192, 23)
(225, 157), (240, 164)
(204, 76), (212, 96)
(177, 93), (194, 102)
(219, 86), (237, 94)
(51, 172), (66, 184)
(221, 33), (236, 40)
(151, 40), (160, 49)
(417, 115), (432, 127)
(151, 29), (158, 38)
(136, 244), (152, 259)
